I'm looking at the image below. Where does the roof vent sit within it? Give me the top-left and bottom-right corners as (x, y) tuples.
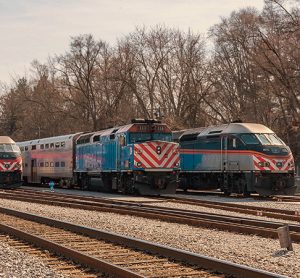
(131, 119), (161, 124)
(231, 119), (243, 123)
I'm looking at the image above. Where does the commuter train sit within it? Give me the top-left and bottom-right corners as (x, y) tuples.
(174, 123), (296, 196)
(0, 136), (23, 188)
(18, 119), (180, 195)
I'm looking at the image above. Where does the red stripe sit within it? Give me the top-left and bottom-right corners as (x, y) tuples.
(180, 149), (292, 159)
(255, 155), (275, 171)
(147, 141), (168, 155)
(135, 143), (179, 168)
(254, 161), (264, 170)
(138, 143), (175, 166)
(138, 144), (159, 166)
(135, 147), (156, 168)
(162, 152), (177, 168)
(166, 155), (180, 168)
(134, 156), (145, 168)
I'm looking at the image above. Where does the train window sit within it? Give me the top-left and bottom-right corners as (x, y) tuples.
(45, 144), (49, 149)
(32, 145), (36, 150)
(232, 138), (237, 148)
(227, 137), (244, 149)
(93, 135), (100, 142)
(55, 162), (60, 167)
(61, 142), (65, 147)
(180, 134), (198, 142)
(25, 146), (28, 151)
(265, 134), (284, 145)
(61, 161), (65, 167)
(256, 134), (271, 145)
(40, 162), (44, 167)
(40, 144), (44, 149)
(240, 134), (259, 145)
(119, 135), (125, 146)
(50, 162), (54, 167)
(55, 142), (60, 148)
(45, 162), (49, 167)
(50, 143), (54, 148)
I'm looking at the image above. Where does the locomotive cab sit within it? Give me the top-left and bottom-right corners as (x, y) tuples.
(0, 136), (23, 188)
(234, 132), (295, 196)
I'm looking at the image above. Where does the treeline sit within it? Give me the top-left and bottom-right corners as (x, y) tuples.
(0, 0), (300, 159)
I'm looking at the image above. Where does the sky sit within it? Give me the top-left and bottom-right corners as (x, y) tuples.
(0, 0), (265, 84)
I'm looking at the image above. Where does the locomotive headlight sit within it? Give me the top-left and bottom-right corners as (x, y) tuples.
(137, 162), (142, 167)
(258, 162), (270, 167)
(175, 162), (180, 167)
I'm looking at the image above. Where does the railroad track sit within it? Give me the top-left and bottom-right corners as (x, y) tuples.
(1, 189), (300, 243)
(4, 188), (300, 222)
(0, 235), (100, 277)
(160, 195), (300, 221)
(0, 206), (283, 278)
(176, 189), (300, 202)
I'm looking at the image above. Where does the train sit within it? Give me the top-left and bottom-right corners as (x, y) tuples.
(173, 122), (296, 196)
(0, 136), (23, 188)
(18, 119), (180, 195)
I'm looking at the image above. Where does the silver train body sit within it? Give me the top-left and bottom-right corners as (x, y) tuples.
(18, 133), (81, 185)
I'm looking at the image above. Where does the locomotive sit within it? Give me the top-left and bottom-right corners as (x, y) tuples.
(0, 136), (23, 188)
(174, 123), (296, 196)
(18, 119), (180, 195)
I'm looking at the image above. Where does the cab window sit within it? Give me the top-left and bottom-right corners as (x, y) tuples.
(240, 134), (260, 145)
(256, 134), (271, 145)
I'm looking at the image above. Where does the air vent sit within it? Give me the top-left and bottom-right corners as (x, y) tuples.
(208, 130), (222, 134)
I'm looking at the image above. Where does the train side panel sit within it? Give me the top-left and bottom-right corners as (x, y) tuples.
(18, 133), (81, 185)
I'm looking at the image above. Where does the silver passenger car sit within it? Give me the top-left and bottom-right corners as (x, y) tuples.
(18, 133), (81, 185)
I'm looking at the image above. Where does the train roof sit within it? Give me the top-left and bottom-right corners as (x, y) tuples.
(0, 136), (16, 144)
(17, 133), (82, 146)
(76, 122), (172, 144)
(179, 123), (274, 141)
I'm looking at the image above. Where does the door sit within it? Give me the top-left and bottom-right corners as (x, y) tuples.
(221, 136), (228, 171)
(31, 159), (37, 183)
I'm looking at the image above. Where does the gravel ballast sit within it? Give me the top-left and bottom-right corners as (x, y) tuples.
(0, 237), (64, 278)
(0, 198), (299, 277)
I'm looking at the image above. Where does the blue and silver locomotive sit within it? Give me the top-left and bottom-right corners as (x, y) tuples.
(75, 119), (180, 194)
(175, 123), (296, 196)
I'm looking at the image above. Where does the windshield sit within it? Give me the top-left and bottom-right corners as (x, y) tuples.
(0, 144), (21, 158)
(129, 133), (172, 143)
(240, 133), (285, 146)
(0, 144), (20, 153)
(256, 134), (284, 146)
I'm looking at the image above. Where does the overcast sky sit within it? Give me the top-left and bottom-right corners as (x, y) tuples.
(0, 0), (265, 84)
